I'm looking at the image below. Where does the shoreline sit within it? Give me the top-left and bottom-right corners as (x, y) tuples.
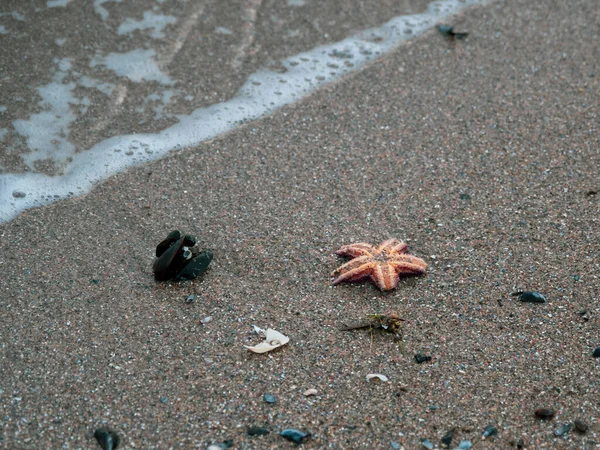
(1, 0), (599, 448)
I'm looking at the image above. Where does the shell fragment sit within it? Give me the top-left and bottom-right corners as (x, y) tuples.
(366, 373), (389, 382)
(244, 326), (290, 354)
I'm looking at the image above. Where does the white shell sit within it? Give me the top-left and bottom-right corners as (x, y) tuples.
(366, 373), (389, 382)
(303, 388), (318, 396)
(244, 327), (290, 354)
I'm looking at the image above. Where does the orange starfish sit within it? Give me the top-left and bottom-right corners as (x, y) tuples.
(331, 239), (427, 291)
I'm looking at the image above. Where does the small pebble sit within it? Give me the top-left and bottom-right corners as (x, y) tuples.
(554, 423), (572, 436)
(185, 294), (195, 303)
(93, 428), (120, 450)
(441, 429), (454, 448)
(247, 426), (269, 436)
(281, 429), (309, 444)
(534, 408), (555, 419)
(12, 191), (26, 198)
(457, 440), (472, 450)
(574, 420), (588, 433)
(512, 291), (546, 303)
(159, 397), (168, 403)
(482, 425), (497, 438)
(592, 346), (600, 357)
(516, 438), (525, 449)
(201, 316), (212, 325)
(391, 441), (400, 450)
(263, 394), (276, 403)
(303, 388), (318, 396)
(420, 438), (433, 449)
(415, 353), (432, 364)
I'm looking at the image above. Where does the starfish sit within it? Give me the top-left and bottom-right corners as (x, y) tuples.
(331, 239), (427, 291)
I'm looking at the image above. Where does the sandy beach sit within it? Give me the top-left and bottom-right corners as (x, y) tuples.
(1, 0), (599, 448)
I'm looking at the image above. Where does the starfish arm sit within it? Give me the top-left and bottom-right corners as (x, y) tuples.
(331, 255), (374, 276)
(385, 240), (409, 256)
(388, 258), (428, 275)
(390, 253), (427, 270)
(377, 239), (407, 254)
(371, 263), (400, 291)
(331, 260), (377, 285)
(334, 242), (376, 258)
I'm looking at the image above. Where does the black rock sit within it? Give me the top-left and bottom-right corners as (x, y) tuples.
(592, 346), (600, 357)
(182, 234), (196, 247)
(460, 193), (471, 201)
(247, 426), (270, 436)
(153, 231), (212, 282)
(482, 425), (498, 438)
(172, 250), (213, 282)
(441, 429), (454, 448)
(94, 428), (120, 450)
(263, 394), (276, 403)
(534, 408), (555, 420)
(281, 429), (309, 444)
(574, 420), (588, 433)
(415, 353), (432, 364)
(153, 236), (187, 281)
(12, 191), (26, 198)
(516, 438), (525, 449)
(512, 291), (546, 303)
(436, 24), (469, 39)
(156, 230), (181, 257)
(554, 423), (572, 436)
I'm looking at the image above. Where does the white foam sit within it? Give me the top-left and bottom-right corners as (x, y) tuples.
(12, 59), (79, 171)
(0, 0), (486, 223)
(94, 0), (123, 21)
(117, 11), (177, 39)
(47, 0), (70, 7)
(90, 49), (174, 84)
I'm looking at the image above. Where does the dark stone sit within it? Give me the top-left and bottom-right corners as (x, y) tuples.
(482, 425), (498, 438)
(185, 294), (196, 304)
(460, 193), (471, 200)
(441, 429), (454, 448)
(263, 394), (276, 403)
(554, 423), (572, 436)
(415, 353), (432, 364)
(281, 429), (309, 444)
(94, 428), (120, 450)
(156, 230), (181, 257)
(172, 250), (213, 282)
(436, 24), (468, 39)
(153, 236), (187, 281)
(247, 426), (270, 436)
(534, 408), (555, 419)
(517, 438), (525, 449)
(182, 234), (196, 247)
(574, 420), (588, 433)
(154, 231), (213, 282)
(12, 191), (26, 198)
(512, 291), (546, 303)
(592, 346), (600, 357)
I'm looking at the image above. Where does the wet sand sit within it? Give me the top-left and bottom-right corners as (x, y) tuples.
(1, 0), (599, 448)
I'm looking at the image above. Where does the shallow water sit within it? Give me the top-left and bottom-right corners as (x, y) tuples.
(0, 0), (484, 222)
